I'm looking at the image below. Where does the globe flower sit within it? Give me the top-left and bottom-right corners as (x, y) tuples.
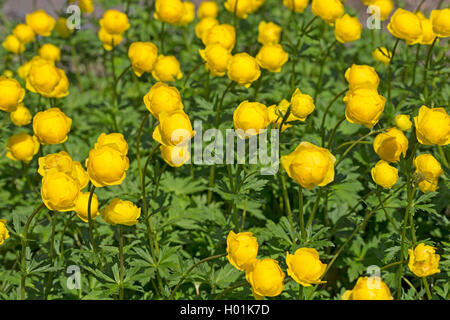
(143, 82), (184, 119)
(101, 198), (141, 226)
(39, 43), (61, 62)
(2, 35), (25, 54)
(416, 12), (438, 45)
(371, 160), (398, 188)
(286, 248), (327, 286)
(334, 14), (362, 43)
(283, 0), (309, 13)
(10, 104), (32, 126)
(368, 0), (394, 21)
(344, 64), (380, 90)
(177, 1), (195, 26)
(233, 101), (270, 138)
(71, 161), (90, 190)
(245, 259), (285, 300)
(86, 144), (130, 187)
(281, 141), (336, 190)
(268, 99), (299, 132)
(55, 17), (73, 38)
(395, 114), (412, 131)
(128, 42), (158, 77)
(414, 106), (450, 146)
(41, 171), (80, 212)
(98, 27), (123, 51)
(311, 0), (344, 25)
(227, 53), (261, 88)
(75, 192), (99, 223)
(0, 76), (25, 112)
(2, 70), (13, 78)
(373, 128), (408, 163)
(257, 21), (282, 45)
(18, 56), (51, 80)
(80, 0), (94, 14)
(38, 151), (73, 176)
(342, 277), (393, 300)
(152, 110), (195, 146)
(291, 88), (315, 120)
(197, 1), (219, 19)
(99, 9), (130, 35)
(0, 220), (10, 246)
(33, 108), (72, 145)
(152, 55), (183, 82)
(256, 44), (289, 72)
(160, 144), (191, 167)
(414, 154), (443, 193)
(202, 24), (236, 51)
(343, 88), (386, 128)
(224, 0), (253, 19)
(195, 17), (219, 40)
(408, 243), (440, 278)
(26, 60), (69, 98)
(226, 230), (259, 271)
(12, 24), (35, 43)
(430, 9), (450, 38)
(387, 8), (422, 45)
(25, 10), (55, 36)
(154, 0), (184, 25)
(6, 132), (40, 163)
(94, 133), (129, 156)
(372, 47), (392, 65)
(200, 44), (232, 77)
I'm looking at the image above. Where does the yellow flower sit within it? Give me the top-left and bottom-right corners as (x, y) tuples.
(224, 0), (253, 19)
(2, 70), (13, 78)
(268, 99), (298, 132)
(334, 14), (362, 43)
(415, 12), (438, 45)
(281, 142), (336, 190)
(343, 88), (386, 128)
(18, 56), (51, 80)
(0, 220), (10, 246)
(160, 144), (191, 167)
(98, 27), (123, 51)
(10, 103), (32, 126)
(387, 8), (422, 45)
(372, 47), (392, 65)
(80, 0), (94, 14)
(25, 10), (55, 36)
(195, 17), (219, 40)
(99, 9), (130, 35)
(227, 53), (261, 88)
(6, 132), (40, 163)
(154, 0), (184, 25)
(233, 101), (270, 138)
(75, 192), (99, 223)
(226, 230), (259, 271)
(26, 60), (69, 98)
(38, 151), (73, 176)
(152, 110), (195, 146)
(430, 9), (450, 38)
(41, 171), (80, 212)
(199, 44), (232, 77)
(0, 76), (25, 112)
(414, 154), (443, 193)
(256, 44), (289, 72)
(291, 88), (315, 120)
(408, 243), (440, 278)
(143, 82), (184, 120)
(152, 55), (183, 82)
(371, 160), (398, 188)
(39, 43), (61, 62)
(2, 35), (25, 54)
(202, 24), (236, 51)
(311, 0), (344, 25)
(368, 0), (394, 21)
(177, 1), (195, 26)
(55, 17), (73, 38)
(245, 259), (285, 300)
(395, 114), (412, 131)
(94, 133), (129, 156)
(12, 24), (35, 43)
(373, 128), (408, 163)
(344, 64), (380, 90)
(71, 161), (90, 190)
(342, 277), (393, 300)
(249, 0), (265, 13)
(414, 105), (450, 146)
(101, 198), (141, 226)
(128, 42), (158, 77)
(257, 21), (282, 45)
(286, 248), (327, 286)
(283, 0), (309, 13)
(86, 144), (130, 187)
(33, 108), (72, 145)
(197, 1), (219, 19)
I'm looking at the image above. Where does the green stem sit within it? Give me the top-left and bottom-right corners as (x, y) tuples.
(380, 260), (406, 271)
(423, 37), (438, 104)
(320, 89), (348, 147)
(118, 225), (124, 300)
(44, 211), (57, 299)
(160, 22), (165, 54)
(280, 174), (296, 242)
(437, 146), (449, 168)
(411, 45), (421, 86)
(423, 278), (432, 300)
(110, 48), (119, 132)
(327, 116), (346, 149)
(306, 188), (323, 229)
(387, 38), (400, 111)
(87, 185), (99, 264)
(298, 185), (306, 241)
(376, 188), (402, 234)
(313, 40), (338, 101)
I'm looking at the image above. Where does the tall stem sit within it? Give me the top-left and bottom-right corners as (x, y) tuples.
(280, 174), (296, 242)
(306, 188), (323, 228)
(118, 225), (124, 300)
(298, 186), (306, 241)
(387, 38), (400, 111)
(313, 40), (338, 101)
(423, 37), (438, 104)
(87, 185), (99, 263)
(411, 45), (421, 86)
(320, 89), (347, 147)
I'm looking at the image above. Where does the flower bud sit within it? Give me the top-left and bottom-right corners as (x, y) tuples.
(101, 198), (141, 226)
(10, 104), (32, 126)
(33, 108), (72, 144)
(311, 0), (344, 25)
(268, 99), (298, 132)
(344, 64), (380, 90)
(12, 24), (35, 43)
(0, 220), (10, 246)
(343, 88), (386, 128)
(98, 27), (123, 51)
(6, 132), (40, 163)
(41, 171), (80, 212)
(152, 55), (183, 82)
(143, 82), (184, 119)
(39, 43), (61, 62)
(2, 35), (25, 54)
(227, 53), (261, 88)
(413, 154), (443, 193)
(25, 10), (55, 36)
(197, 1), (219, 19)
(257, 21), (282, 45)
(245, 259), (285, 299)
(371, 160), (398, 188)
(368, 0), (394, 21)
(86, 145), (129, 187)
(394, 114), (412, 131)
(373, 128), (408, 163)
(99, 9), (130, 35)
(334, 14), (362, 43)
(80, 0), (94, 14)
(286, 248), (327, 286)
(75, 192), (99, 223)
(408, 243), (440, 277)
(226, 230), (258, 271)
(387, 8), (422, 45)
(199, 44), (232, 77)
(55, 17), (73, 38)
(233, 101), (270, 138)
(342, 277), (393, 300)
(256, 44), (289, 72)
(372, 47), (392, 65)
(0, 77), (25, 112)
(414, 105), (449, 146)
(291, 88), (315, 120)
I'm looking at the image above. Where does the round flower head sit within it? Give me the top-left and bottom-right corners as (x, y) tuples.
(344, 64), (380, 90)
(430, 8), (450, 38)
(373, 127), (408, 163)
(55, 17), (73, 38)
(368, 0), (394, 21)
(99, 9), (130, 35)
(98, 27), (123, 51)
(257, 21), (282, 45)
(152, 110), (195, 146)
(33, 108), (72, 145)
(414, 106), (450, 146)
(39, 43), (61, 62)
(371, 160), (398, 188)
(395, 114), (412, 131)
(0, 220), (10, 246)
(75, 191), (99, 223)
(226, 230), (259, 271)
(199, 44), (232, 77)
(408, 243), (440, 278)
(101, 198), (141, 226)
(290, 88), (315, 120)
(26, 60), (69, 98)
(6, 132), (40, 163)
(387, 8), (422, 45)
(202, 24), (236, 51)
(143, 82), (184, 119)
(372, 47), (392, 65)
(227, 53), (261, 88)
(233, 101), (270, 138)
(12, 24), (35, 43)
(38, 151), (73, 176)
(283, 0), (309, 13)
(25, 10), (55, 36)
(281, 141), (336, 190)
(311, 0), (344, 25)
(18, 56), (50, 80)
(154, 0), (184, 25)
(413, 154), (443, 193)
(160, 144), (191, 167)
(95, 133), (129, 156)
(128, 42), (158, 77)
(197, 1), (219, 19)
(177, 1), (195, 26)
(224, 0), (253, 19)
(245, 259), (285, 300)
(152, 55), (183, 82)
(2, 35), (25, 54)
(10, 104), (32, 126)
(0, 76), (25, 112)
(195, 17), (219, 39)
(256, 44), (289, 72)
(343, 88), (386, 128)
(286, 248), (327, 286)
(80, 0), (94, 14)
(41, 171), (80, 212)
(416, 12), (438, 45)
(334, 14), (362, 43)
(342, 277), (393, 300)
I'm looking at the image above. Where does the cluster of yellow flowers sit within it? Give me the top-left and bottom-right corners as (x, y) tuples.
(154, 0), (195, 26)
